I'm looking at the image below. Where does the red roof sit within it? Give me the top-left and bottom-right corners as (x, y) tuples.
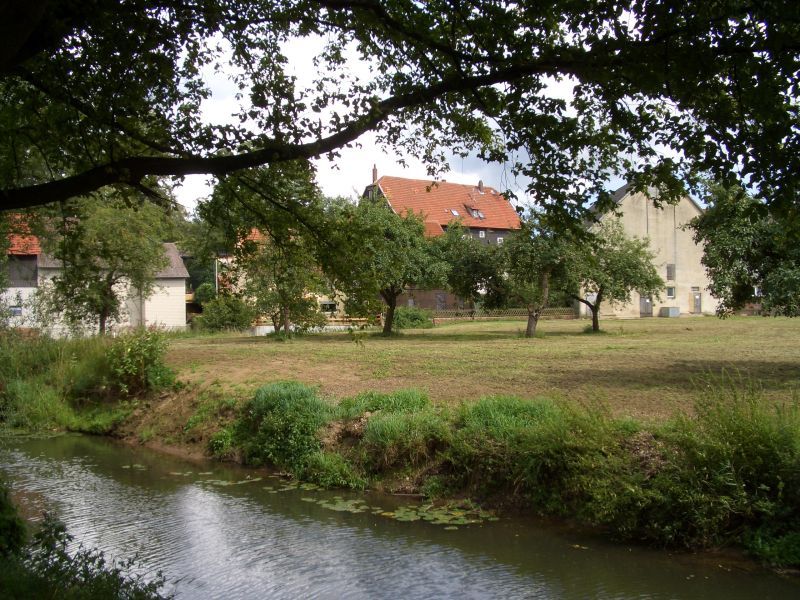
(6, 215), (41, 255)
(371, 176), (521, 236)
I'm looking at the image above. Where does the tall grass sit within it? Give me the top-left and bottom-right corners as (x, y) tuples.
(0, 329), (174, 433)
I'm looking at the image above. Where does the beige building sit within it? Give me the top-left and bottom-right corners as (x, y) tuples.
(579, 184), (718, 319)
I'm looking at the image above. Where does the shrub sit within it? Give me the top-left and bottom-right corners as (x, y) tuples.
(193, 282), (216, 305)
(235, 382), (332, 470)
(208, 427), (235, 459)
(107, 329), (174, 396)
(301, 451), (366, 489)
(194, 295), (254, 332)
(393, 306), (434, 330)
(0, 479), (25, 558)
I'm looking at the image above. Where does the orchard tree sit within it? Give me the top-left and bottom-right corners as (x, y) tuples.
(36, 197), (170, 334)
(327, 201), (446, 335)
(498, 219), (570, 338)
(569, 220), (664, 332)
(693, 184), (800, 316)
(1, 1), (799, 238)
(435, 223), (505, 309)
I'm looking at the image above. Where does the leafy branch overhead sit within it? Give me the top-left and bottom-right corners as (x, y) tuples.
(1, 1), (798, 228)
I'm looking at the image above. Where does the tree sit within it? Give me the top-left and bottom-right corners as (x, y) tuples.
(435, 223), (505, 309)
(1, 1), (798, 237)
(568, 220), (664, 332)
(36, 197), (170, 334)
(692, 184), (800, 316)
(496, 219), (570, 338)
(240, 233), (329, 336)
(326, 201), (446, 335)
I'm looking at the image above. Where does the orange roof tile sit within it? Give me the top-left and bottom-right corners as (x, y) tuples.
(6, 215), (41, 255)
(372, 176), (521, 234)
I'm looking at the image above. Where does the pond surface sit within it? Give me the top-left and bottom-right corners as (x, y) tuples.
(1, 434), (798, 599)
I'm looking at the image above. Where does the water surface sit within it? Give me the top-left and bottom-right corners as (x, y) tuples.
(2, 435), (797, 599)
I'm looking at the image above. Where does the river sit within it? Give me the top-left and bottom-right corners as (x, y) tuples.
(1, 434), (797, 599)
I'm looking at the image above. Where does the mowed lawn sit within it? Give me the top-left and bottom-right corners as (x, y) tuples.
(167, 316), (800, 420)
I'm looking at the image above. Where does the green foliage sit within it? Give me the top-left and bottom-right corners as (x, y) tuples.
(336, 389), (431, 420)
(208, 428), (236, 460)
(569, 219), (665, 331)
(33, 197), (172, 334)
(392, 307), (434, 329)
(235, 382), (333, 470)
(301, 452), (366, 489)
(0, 478), (26, 558)
(193, 283), (216, 305)
(0, 513), (169, 599)
(107, 329), (174, 396)
(324, 201), (447, 334)
(436, 223), (504, 306)
(194, 295), (255, 332)
(362, 409), (451, 470)
(693, 183), (800, 316)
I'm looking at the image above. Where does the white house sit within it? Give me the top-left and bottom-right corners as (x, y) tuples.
(579, 184), (719, 319)
(4, 230), (189, 332)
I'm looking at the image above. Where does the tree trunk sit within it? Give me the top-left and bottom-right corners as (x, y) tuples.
(381, 288), (399, 335)
(591, 289), (604, 332)
(282, 307), (291, 337)
(98, 309), (108, 335)
(525, 309), (539, 337)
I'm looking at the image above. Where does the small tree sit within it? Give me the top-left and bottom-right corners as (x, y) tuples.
(569, 220), (664, 332)
(326, 202), (447, 335)
(240, 233), (328, 336)
(37, 197), (170, 334)
(498, 219), (570, 338)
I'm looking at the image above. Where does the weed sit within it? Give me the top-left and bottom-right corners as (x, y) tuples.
(301, 452), (366, 489)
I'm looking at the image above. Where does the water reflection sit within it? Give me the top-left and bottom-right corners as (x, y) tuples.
(1, 435), (797, 599)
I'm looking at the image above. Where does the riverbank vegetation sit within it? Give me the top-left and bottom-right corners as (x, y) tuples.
(0, 328), (175, 433)
(208, 378), (800, 568)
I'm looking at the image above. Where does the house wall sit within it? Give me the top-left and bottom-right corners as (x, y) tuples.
(579, 191), (718, 318)
(134, 279), (187, 330)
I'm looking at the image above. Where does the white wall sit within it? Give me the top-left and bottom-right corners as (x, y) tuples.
(141, 279), (187, 329)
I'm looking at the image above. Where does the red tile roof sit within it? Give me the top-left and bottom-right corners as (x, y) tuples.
(6, 215), (41, 255)
(371, 176), (521, 236)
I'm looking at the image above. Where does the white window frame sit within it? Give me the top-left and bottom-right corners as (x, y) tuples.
(497, 237), (504, 244)
(666, 286), (676, 299)
(478, 230), (486, 238)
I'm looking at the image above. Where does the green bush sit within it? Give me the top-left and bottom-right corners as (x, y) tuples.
(193, 282), (216, 305)
(194, 295), (254, 332)
(336, 389), (431, 419)
(362, 409), (451, 470)
(0, 479), (25, 558)
(208, 427), (235, 459)
(107, 329), (174, 396)
(393, 307), (434, 330)
(235, 382), (332, 470)
(301, 451), (366, 489)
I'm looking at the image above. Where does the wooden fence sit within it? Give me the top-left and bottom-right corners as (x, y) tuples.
(431, 306), (576, 324)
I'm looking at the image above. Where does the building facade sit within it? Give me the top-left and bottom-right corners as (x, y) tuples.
(579, 184), (718, 319)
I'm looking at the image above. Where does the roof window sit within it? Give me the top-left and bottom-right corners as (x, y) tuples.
(450, 209), (460, 216)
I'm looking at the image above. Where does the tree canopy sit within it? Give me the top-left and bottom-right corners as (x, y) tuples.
(568, 219), (664, 331)
(2, 1), (799, 232)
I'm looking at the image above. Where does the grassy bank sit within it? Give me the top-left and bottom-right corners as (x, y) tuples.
(216, 379), (800, 568)
(0, 328), (175, 434)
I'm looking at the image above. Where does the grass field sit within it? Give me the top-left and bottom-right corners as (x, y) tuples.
(167, 316), (800, 420)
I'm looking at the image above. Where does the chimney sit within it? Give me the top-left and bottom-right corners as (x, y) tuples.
(372, 164), (378, 183)
(478, 179), (484, 192)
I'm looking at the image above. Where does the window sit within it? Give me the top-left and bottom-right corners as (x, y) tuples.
(450, 208), (460, 216)
(666, 286), (675, 299)
(320, 301), (337, 313)
(10, 306), (22, 317)
(497, 237), (504, 244)
(477, 210), (485, 219)
(8, 256), (37, 287)
(666, 263), (675, 281)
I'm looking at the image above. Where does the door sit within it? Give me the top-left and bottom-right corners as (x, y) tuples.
(692, 286), (702, 314)
(639, 295), (653, 317)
